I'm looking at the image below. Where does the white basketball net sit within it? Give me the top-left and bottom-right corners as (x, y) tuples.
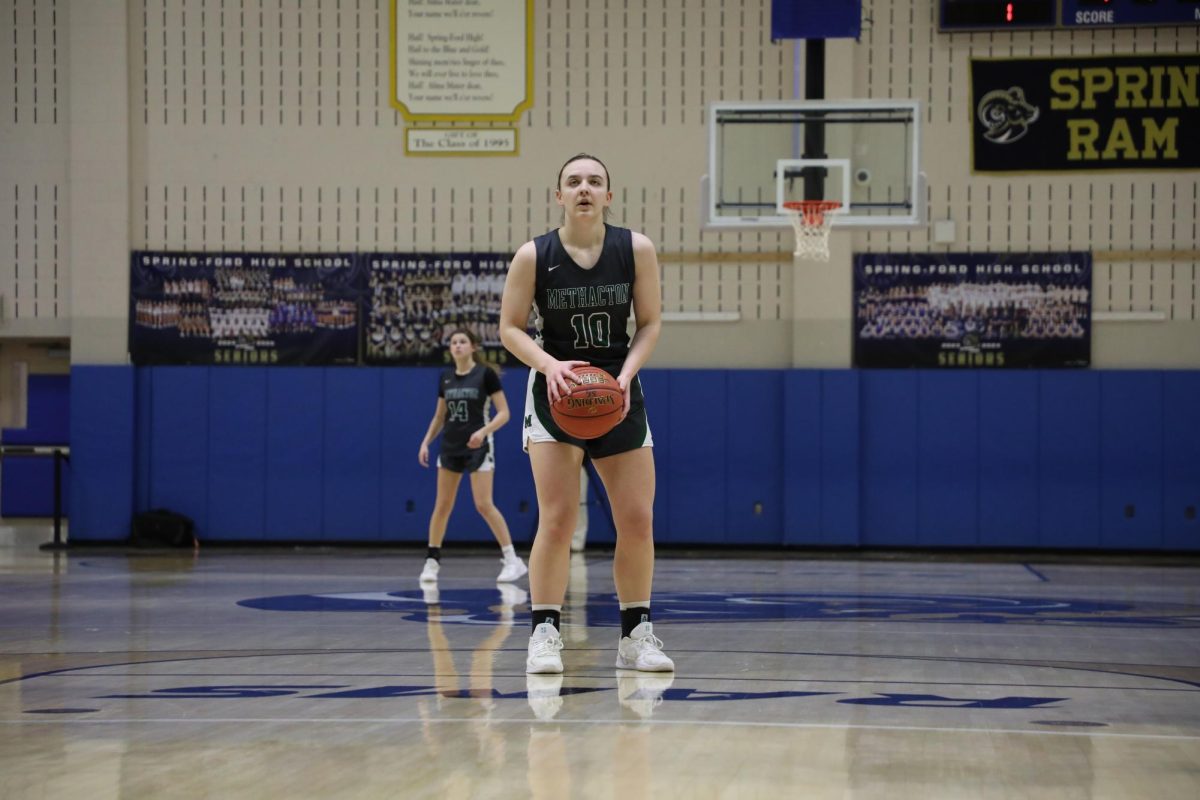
(783, 201), (841, 262)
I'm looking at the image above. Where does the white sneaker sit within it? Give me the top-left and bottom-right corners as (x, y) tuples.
(496, 558), (528, 583)
(616, 621), (675, 672)
(616, 671), (675, 719)
(422, 585), (440, 605)
(526, 674), (564, 721)
(526, 622), (565, 674)
(418, 558), (440, 583)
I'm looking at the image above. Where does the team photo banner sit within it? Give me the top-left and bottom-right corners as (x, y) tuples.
(972, 54), (1199, 172)
(363, 253), (511, 366)
(129, 251), (363, 366)
(853, 252), (1092, 369)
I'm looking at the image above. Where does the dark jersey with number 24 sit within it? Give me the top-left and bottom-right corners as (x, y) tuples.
(532, 224), (635, 376)
(438, 364), (502, 453)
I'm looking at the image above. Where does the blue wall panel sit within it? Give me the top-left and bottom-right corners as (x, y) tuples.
(322, 369), (382, 540)
(68, 367), (134, 541)
(1, 374), (69, 444)
(725, 371), (783, 545)
(381, 367), (439, 542)
(148, 368), (210, 536)
(978, 372), (1039, 547)
(1038, 372), (1101, 548)
(917, 372), (979, 547)
(1164, 372), (1200, 550)
(640, 370), (671, 546)
(3, 455), (67, 516)
(64, 366), (1200, 551)
(860, 372), (919, 546)
(265, 369), (324, 540)
(665, 371), (726, 543)
(135, 370), (153, 511)
(819, 371), (860, 546)
(782, 372), (822, 545)
(1100, 372), (1164, 549)
(495, 369), (539, 546)
(206, 369), (268, 541)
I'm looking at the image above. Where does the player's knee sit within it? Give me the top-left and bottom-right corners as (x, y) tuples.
(473, 499), (495, 516)
(537, 509), (577, 543)
(614, 509), (653, 541)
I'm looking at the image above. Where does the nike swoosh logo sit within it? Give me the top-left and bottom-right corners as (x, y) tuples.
(549, 264), (561, 272)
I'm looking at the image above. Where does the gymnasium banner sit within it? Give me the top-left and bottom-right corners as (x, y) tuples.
(363, 253), (511, 366)
(971, 54), (1200, 172)
(853, 252), (1091, 369)
(129, 251), (363, 366)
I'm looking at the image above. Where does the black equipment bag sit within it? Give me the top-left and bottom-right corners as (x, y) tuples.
(130, 508), (197, 548)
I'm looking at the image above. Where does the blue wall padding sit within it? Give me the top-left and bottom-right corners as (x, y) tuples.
(1100, 372), (1164, 549)
(666, 370), (727, 543)
(640, 370), (671, 546)
(860, 371), (920, 546)
(146, 368), (211, 536)
(1164, 372), (1200, 549)
(2, 373), (70, 444)
(265, 369), (325, 540)
(977, 372), (1039, 548)
(381, 367), (440, 541)
(67, 366), (1200, 550)
(818, 371), (861, 545)
(1, 456), (68, 516)
(67, 367), (133, 540)
(207, 369), (268, 541)
(782, 371), (822, 545)
(322, 369), (383, 540)
(917, 372), (980, 547)
(0, 374), (71, 517)
(726, 371), (783, 544)
(1038, 372), (1102, 548)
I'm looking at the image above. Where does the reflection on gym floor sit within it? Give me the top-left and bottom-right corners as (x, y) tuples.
(2, 525), (1198, 799)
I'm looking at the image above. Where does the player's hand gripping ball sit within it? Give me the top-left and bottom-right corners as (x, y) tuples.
(549, 366), (623, 440)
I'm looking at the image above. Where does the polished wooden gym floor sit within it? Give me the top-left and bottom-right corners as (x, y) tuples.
(2, 522), (1198, 799)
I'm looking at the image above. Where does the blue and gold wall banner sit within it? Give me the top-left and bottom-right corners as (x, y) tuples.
(971, 54), (1199, 173)
(129, 251), (363, 366)
(853, 252), (1091, 369)
(363, 253), (511, 367)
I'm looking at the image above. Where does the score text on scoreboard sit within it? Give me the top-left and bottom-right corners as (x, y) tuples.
(940, 1), (1200, 31)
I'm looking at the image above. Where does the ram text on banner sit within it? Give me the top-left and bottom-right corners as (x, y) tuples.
(972, 54), (1199, 172)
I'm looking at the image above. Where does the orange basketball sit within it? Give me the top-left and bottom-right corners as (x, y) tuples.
(549, 366), (624, 440)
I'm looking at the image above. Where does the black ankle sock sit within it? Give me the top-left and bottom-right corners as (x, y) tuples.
(620, 607), (650, 638)
(532, 609), (561, 633)
(426, 546), (441, 562)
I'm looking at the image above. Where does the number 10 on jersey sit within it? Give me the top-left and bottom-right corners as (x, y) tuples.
(570, 312), (612, 349)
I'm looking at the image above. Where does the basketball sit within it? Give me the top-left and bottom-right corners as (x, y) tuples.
(550, 366), (623, 439)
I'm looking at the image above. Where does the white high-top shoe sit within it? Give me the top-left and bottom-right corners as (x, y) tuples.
(526, 622), (565, 674)
(616, 621), (675, 672)
(418, 558), (440, 583)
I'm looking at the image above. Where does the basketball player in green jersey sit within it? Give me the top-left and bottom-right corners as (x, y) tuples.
(500, 153), (673, 674)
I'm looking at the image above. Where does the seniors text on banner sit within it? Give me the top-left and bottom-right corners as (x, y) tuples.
(971, 54), (1199, 173)
(854, 252), (1091, 369)
(129, 251), (363, 366)
(364, 253), (513, 366)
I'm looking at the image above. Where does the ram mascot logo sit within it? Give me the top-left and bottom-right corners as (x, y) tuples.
(977, 87), (1040, 144)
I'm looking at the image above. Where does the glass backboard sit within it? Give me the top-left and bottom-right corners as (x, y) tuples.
(705, 100), (924, 229)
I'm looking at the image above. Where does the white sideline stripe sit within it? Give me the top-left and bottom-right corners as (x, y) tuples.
(4, 717), (1199, 740)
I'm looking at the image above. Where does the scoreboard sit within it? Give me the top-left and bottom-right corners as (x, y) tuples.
(939, 1), (1200, 31)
